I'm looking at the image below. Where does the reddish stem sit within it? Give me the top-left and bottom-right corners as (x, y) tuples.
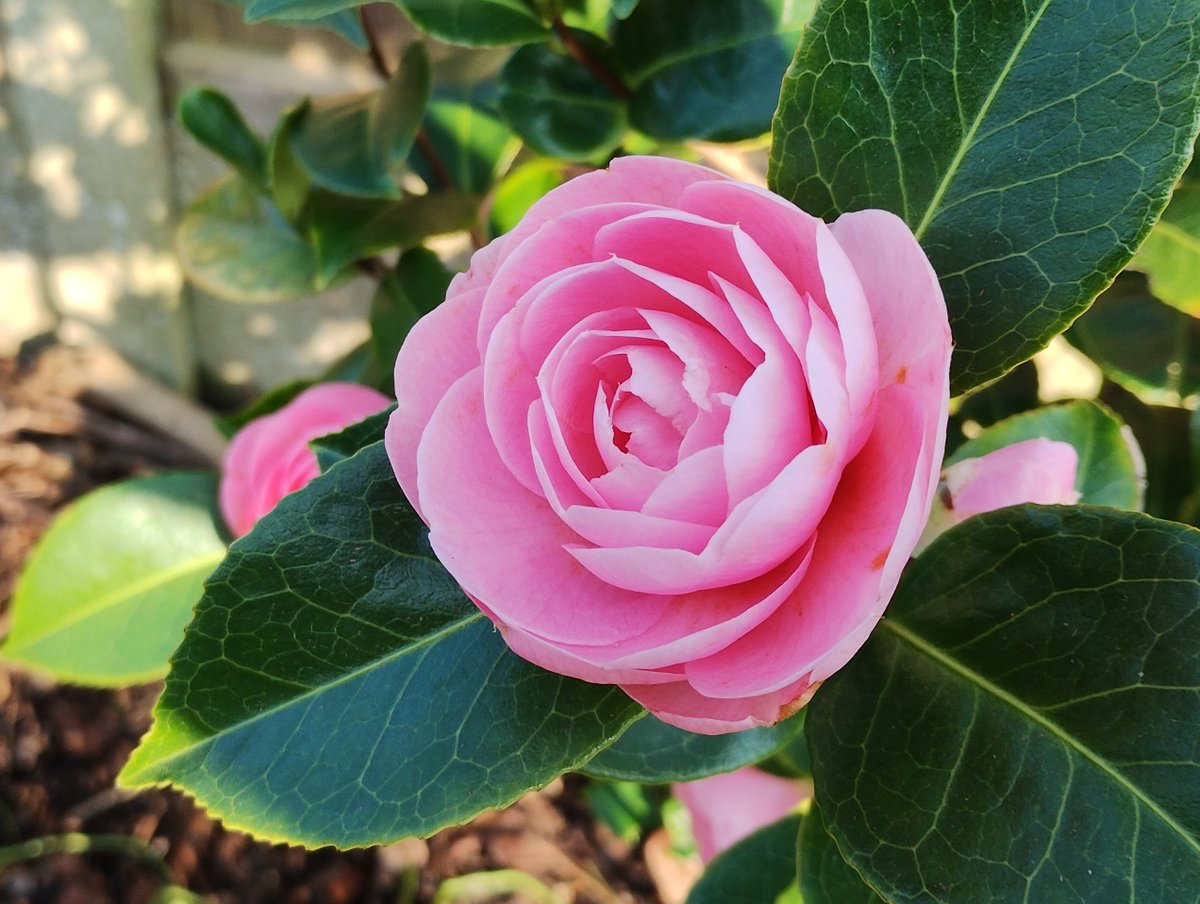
(552, 17), (633, 100)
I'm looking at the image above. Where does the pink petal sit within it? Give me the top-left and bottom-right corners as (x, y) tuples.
(417, 368), (674, 646)
(621, 674), (817, 735)
(674, 768), (809, 862)
(386, 287), (486, 518)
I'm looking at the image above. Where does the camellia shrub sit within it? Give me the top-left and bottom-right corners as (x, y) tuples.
(5, 1), (1200, 901)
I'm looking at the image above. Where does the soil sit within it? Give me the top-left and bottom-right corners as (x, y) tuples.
(0, 345), (666, 904)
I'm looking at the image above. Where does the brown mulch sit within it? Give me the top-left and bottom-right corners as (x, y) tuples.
(0, 345), (662, 904)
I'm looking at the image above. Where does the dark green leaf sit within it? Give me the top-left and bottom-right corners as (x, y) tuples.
(488, 158), (569, 236)
(215, 379), (314, 439)
(685, 814), (803, 904)
(395, 0), (549, 46)
(946, 400), (1144, 510)
(808, 506), (1200, 903)
(946, 361), (1040, 456)
(245, 0), (369, 19)
(796, 802), (882, 904)
(177, 176), (320, 303)
(118, 443), (642, 847)
(1, 475), (226, 686)
(1132, 181), (1200, 316)
(311, 406), (394, 472)
(369, 247), (454, 371)
(1068, 270), (1200, 406)
(498, 37), (628, 160)
(267, 104), (311, 223)
(771, 0), (1200, 394)
(411, 100), (520, 194)
(582, 710), (804, 784)
(218, 0), (366, 46)
(178, 88), (267, 185)
(290, 43), (430, 198)
(307, 190), (478, 286)
(613, 0), (813, 142)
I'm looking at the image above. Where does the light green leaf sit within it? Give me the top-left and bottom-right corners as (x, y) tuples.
(796, 802), (882, 904)
(2, 474), (226, 686)
(582, 710), (804, 784)
(685, 814), (803, 904)
(178, 88), (267, 186)
(612, 0), (814, 142)
(289, 43), (430, 198)
(488, 158), (569, 236)
(498, 37), (629, 160)
(946, 400), (1144, 510)
(1067, 270), (1200, 406)
(395, 0), (549, 47)
(177, 175), (319, 303)
(410, 100), (520, 195)
(1132, 182), (1200, 316)
(119, 442), (642, 847)
(771, 0), (1200, 394)
(808, 505), (1200, 903)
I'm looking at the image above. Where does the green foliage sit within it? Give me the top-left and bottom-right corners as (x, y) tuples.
(119, 443), (642, 847)
(214, 379), (314, 438)
(771, 0), (1200, 394)
(582, 711), (804, 784)
(217, 0), (366, 46)
(613, 0), (813, 142)
(369, 247), (454, 374)
(1069, 271), (1200, 407)
(807, 506), (1200, 903)
(584, 781), (666, 844)
(177, 176), (322, 303)
(178, 88), (267, 186)
(1133, 172), (1200, 315)
(394, 0), (549, 46)
(499, 36), (629, 159)
(412, 100), (520, 194)
(2, 475), (226, 686)
(685, 814), (803, 904)
(488, 158), (569, 235)
(311, 405), (394, 472)
(288, 43), (430, 198)
(796, 803), (881, 904)
(947, 400), (1144, 510)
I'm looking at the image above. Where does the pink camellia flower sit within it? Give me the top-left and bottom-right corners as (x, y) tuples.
(221, 382), (391, 537)
(915, 438), (1080, 554)
(673, 767), (809, 863)
(387, 155), (951, 733)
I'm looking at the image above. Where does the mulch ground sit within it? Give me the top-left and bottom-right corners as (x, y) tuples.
(0, 345), (663, 904)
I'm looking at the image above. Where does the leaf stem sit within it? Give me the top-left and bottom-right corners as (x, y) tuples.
(0, 832), (175, 884)
(552, 17), (632, 100)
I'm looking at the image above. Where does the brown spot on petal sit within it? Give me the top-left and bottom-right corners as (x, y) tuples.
(895, 365), (908, 384)
(780, 681), (823, 720)
(870, 548), (890, 570)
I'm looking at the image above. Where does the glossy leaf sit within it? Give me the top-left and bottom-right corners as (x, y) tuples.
(946, 400), (1144, 510)
(808, 506), (1200, 903)
(394, 0), (549, 46)
(307, 190), (477, 287)
(1, 474), (226, 686)
(218, 0), (366, 46)
(177, 176), (319, 303)
(488, 158), (569, 235)
(119, 442), (642, 847)
(289, 43), (430, 198)
(771, 0), (1200, 394)
(369, 247), (453, 372)
(1133, 180), (1200, 316)
(796, 803), (881, 904)
(245, 0), (373, 19)
(613, 0), (814, 142)
(411, 100), (520, 195)
(498, 38), (628, 160)
(582, 711), (804, 784)
(685, 814), (803, 904)
(311, 406), (394, 473)
(1068, 271), (1200, 406)
(178, 88), (267, 185)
